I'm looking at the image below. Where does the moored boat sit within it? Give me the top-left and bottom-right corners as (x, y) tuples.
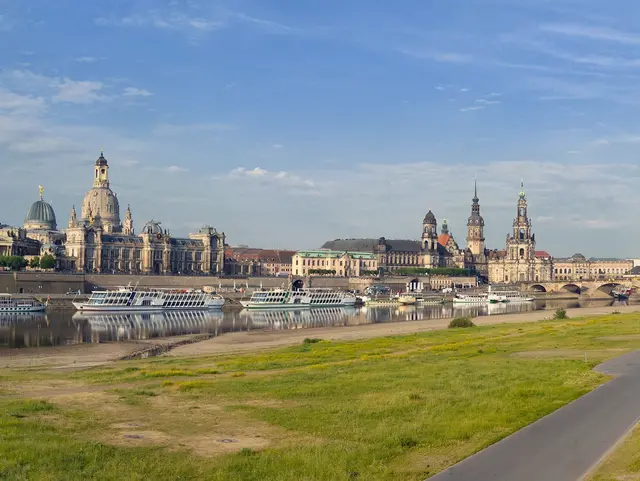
(0, 294), (47, 313)
(240, 289), (310, 309)
(72, 286), (225, 312)
(300, 288), (357, 308)
(489, 290), (535, 303)
(452, 293), (488, 304)
(397, 294), (417, 305)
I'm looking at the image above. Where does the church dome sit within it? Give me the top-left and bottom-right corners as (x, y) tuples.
(81, 188), (121, 230)
(25, 199), (57, 231)
(81, 152), (122, 233)
(143, 220), (163, 235)
(571, 253), (586, 261)
(95, 151), (108, 166)
(423, 210), (437, 224)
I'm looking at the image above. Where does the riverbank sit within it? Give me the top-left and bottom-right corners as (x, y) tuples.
(2, 303), (638, 370)
(2, 310), (640, 480)
(169, 303), (640, 357)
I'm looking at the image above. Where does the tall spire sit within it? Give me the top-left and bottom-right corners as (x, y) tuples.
(519, 179), (526, 200)
(473, 178), (479, 203)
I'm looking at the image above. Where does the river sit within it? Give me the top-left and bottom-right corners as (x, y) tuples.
(0, 298), (632, 348)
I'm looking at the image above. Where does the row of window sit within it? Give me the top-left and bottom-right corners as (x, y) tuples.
(554, 267), (627, 275)
(295, 259), (376, 268)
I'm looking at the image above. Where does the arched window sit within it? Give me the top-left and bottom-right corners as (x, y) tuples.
(519, 248), (524, 257)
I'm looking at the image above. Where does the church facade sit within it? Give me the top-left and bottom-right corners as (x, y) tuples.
(64, 152), (226, 275)
(486, 184), (553, 283)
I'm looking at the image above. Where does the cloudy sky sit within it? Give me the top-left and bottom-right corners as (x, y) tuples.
(1, 0), (639, 257)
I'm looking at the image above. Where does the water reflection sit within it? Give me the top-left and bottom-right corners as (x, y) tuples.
(0, 298), (628, 348)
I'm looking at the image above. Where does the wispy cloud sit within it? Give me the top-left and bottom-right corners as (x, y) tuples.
(399, 49), (473, 64)
(165, 165), (189, 173)
(53, 79), (105, 104)
(74, 56), (102, 63)
(272, 143), (284, 149)
(460, 97), (501, 112)
(226, 167), (316, 188)
(152, 123), (238, 136)
(540, 23), (640, 45)
(95, 6), (297, 41)
(123, 87), (153, 97)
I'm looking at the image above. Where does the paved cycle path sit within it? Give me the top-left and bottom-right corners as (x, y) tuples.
(429, 351), (640, 481)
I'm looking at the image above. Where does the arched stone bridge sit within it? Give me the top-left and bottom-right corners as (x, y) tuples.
(521, 279), (636, 297)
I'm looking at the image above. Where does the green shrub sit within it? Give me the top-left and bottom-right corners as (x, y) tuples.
(398, 436), (418, 448)
(448, 317), (475, 328)
(303, 338), (322, 344)
(553, 308), (568, 320)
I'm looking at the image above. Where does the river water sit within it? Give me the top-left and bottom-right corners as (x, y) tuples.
(0, 299), (631, 348)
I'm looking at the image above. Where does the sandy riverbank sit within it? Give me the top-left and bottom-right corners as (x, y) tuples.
(2, 304), (638, 369)
(169, 304), (640, 357)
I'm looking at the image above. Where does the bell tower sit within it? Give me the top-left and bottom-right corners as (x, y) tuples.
(94, 150), (110, 188)
(510, 181), (535, 260)
(466, 180), (485, 256)
(421, 210), (438, 251)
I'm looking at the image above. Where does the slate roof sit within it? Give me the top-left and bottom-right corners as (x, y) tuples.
(321, 238), (423, 253)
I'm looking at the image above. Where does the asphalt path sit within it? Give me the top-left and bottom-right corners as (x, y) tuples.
(428, 351), (640, 481)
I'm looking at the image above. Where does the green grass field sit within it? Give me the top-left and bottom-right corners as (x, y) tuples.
(2, 313), (640, 480)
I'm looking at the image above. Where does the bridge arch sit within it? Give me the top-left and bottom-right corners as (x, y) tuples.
(530, 284), (547, 293)
(560, 283), (582, 294)
(596, 282), (624, 296)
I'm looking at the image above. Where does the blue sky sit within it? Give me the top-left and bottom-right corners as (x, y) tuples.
(1, 0), (640, 257)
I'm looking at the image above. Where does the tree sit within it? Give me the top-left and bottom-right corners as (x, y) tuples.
(40, 254), (56, 270)
(29, 257), (40, 268)
(0, 256), (27, 271)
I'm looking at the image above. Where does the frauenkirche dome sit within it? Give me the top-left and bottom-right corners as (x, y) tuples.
(81, 151), (122, 233)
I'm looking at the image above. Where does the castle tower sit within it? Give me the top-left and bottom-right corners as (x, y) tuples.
(466, 180), (485, 256)
(510, 181), (535, 260)
(123, 205), (134, 235)
(68, 205), (78, 228)
(421, 210), (438, 251)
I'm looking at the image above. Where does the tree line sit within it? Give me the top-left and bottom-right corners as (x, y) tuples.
(0, 254), (55, 271)
(393, 267), (476, 277)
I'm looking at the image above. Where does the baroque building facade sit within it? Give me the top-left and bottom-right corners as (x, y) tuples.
(553, 254), (632, 281)
(486, 183), (553, 283)
(64, 152), (226, 275)
(320, 183), (488, 275)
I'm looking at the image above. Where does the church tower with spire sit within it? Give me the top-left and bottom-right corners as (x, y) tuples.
(509, 181), (535, 261)
(466, 180), (485, 256)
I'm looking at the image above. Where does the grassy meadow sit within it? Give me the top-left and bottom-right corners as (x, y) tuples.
(2, 312), (640, 480)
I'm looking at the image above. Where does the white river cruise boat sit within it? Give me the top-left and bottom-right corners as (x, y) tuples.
(240, 289), (310, 310)
(488, 290), (535, 303)
(452, 293), (489, 304)
(240, 288), (356, 310)
(72, 286), (225, 312)
(0, 294), (47, 313)
(299, 288), (357, 308)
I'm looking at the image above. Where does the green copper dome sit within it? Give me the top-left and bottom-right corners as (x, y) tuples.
(25, 200), (57, 230)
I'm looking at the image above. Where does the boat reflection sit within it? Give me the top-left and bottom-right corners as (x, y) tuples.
(72, 310), (225, 342)
(240, 307), (359, 329)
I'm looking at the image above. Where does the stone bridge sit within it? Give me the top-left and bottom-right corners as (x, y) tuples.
(521, 279), (637, 297)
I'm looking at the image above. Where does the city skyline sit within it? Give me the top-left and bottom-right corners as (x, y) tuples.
(1, 1), (640, 256)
